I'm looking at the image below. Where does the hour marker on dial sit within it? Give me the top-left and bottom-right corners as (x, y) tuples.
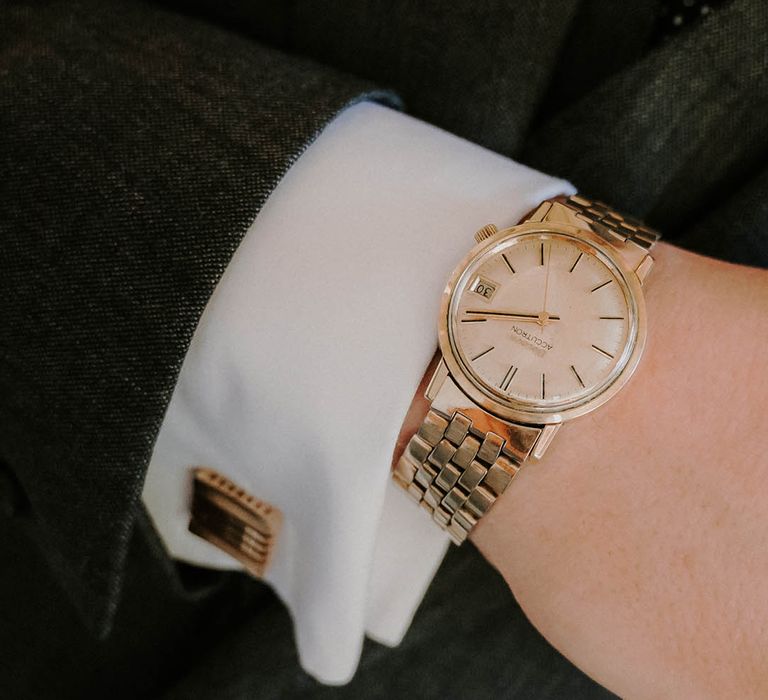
(471, 346), (495, 362)
(570, 365), (585, 388)
(591, 344), (615, 359)
(541, 373), (546, 399)
(502, 253), (515, 274)
(569, 252), (583, 273)
(590, 279), (613, 293)
(499, 365), (518, 391)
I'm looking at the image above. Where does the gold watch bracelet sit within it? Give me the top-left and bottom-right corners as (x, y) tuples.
(392, 196), (659, 544)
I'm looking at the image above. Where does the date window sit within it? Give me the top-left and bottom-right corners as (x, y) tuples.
(471, 276), (498, 301)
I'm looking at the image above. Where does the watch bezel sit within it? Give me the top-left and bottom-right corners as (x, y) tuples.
(438, 220), (648, 426)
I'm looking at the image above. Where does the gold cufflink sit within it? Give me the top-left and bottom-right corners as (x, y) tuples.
(188, 467), (282, 578)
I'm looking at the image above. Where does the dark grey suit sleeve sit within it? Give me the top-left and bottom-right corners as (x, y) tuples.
(0, 0), (398, 635)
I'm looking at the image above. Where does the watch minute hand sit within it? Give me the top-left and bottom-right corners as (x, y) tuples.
(465, 310), (560, 322)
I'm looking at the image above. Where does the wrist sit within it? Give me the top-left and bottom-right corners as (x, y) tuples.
(472, 241), (768, 698)
(394, 240), (768, 698)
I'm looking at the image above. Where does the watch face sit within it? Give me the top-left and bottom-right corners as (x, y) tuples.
(447, 230), (639, 414)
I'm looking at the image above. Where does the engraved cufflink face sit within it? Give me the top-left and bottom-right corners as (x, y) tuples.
(188, 467), (282, 579)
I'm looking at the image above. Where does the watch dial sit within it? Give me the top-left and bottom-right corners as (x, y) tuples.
(449, 232), (636, 410)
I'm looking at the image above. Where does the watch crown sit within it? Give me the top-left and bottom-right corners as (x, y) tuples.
(474, 223), (498, 243)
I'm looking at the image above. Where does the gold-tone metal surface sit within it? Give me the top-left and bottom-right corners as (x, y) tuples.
(531, 423), (561, 461)
(563, 196), (659, 272)
(634, 254), (654, 285)
(425, 359), (449, 401)
(394, 195), (660, 543)
(438, 210), (654, 426)
(524, 201), (554, 223)
(393, 407), (536, 545)
(188, 467), (282, 578)
(427, 361), (551, 462)
(473, 223), (498, 243)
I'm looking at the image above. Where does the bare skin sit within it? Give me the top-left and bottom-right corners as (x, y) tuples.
(393, 243), (768, 699)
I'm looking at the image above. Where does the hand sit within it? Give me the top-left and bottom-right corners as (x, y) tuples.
(394, 243), (768, 699)
(541, 239), (553, 320)
(464, 310), (561, 324)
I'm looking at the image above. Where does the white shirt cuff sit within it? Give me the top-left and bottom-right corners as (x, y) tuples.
(142, 101), (574, 684)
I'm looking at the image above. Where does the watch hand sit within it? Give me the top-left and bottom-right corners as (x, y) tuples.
(465, 310), (560, 322)
(541, 241), (553, 326)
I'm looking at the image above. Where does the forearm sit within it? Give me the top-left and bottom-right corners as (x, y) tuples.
(471, 243), (768, 698)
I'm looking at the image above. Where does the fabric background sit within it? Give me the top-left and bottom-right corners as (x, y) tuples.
(1, 0), (766, 697)
(0, 0), (394, 634)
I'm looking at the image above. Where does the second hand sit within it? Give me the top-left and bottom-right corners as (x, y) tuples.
(540, 240), (553, 327)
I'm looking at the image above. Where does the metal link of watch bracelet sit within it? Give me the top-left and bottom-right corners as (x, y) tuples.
(393, 195), (660, 545)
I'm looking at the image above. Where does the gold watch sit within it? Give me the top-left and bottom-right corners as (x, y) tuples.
(393, 195), (659, 545)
